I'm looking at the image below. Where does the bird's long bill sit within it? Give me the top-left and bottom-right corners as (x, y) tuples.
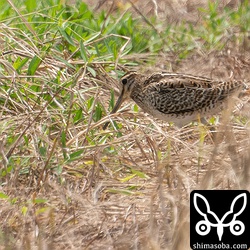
(103, 87), (126, 129)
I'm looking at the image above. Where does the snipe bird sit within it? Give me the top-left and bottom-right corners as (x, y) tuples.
(103, 72), (245, 129)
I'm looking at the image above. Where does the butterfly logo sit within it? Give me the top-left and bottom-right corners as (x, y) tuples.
(193, 193), (247, 241)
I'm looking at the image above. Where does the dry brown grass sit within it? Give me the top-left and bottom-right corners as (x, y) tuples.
(1, 0), (250, 249)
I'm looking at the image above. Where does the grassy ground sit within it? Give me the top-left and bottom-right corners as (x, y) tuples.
(0, 0), (250, 249)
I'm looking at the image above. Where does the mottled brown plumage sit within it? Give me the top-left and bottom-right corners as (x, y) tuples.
(104, 72), (244, 129)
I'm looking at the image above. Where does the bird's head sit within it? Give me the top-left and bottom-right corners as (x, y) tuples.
(102, 72), (140, 129)
(110, 72), (140, 114)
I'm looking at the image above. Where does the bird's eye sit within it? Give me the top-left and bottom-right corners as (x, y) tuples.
(122, 78), (128, 85)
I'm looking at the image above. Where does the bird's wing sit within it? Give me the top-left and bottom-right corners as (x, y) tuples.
(144, 79), (242, 115)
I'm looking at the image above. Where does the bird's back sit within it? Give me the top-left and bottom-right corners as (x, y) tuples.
(130, 72), (244, 126)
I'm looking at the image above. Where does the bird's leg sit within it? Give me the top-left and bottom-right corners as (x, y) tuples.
(200, 117), (216, 134)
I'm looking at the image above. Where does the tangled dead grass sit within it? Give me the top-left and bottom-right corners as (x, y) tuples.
(1, 0), (250, 249)
(1, 52), (250, 249)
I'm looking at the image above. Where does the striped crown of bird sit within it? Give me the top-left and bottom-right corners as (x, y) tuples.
(104, 71), (246, 129)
